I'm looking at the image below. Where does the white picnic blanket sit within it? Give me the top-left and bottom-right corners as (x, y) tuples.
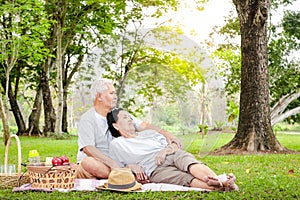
(85, 179), (207, 192)
(13, 179), (209, 192)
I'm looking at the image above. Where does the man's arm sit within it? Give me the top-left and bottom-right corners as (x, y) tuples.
(137, 122), (183, 148)
(82, 145), (120, 168)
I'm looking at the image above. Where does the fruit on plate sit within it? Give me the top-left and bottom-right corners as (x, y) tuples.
(52, 157), (62, 166)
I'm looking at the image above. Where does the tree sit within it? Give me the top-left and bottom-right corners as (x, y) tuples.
(217, 0), (287, 153)
(22, 0), (131, 135)
(0, 0), (51, 141)
(211, 4), (300, 126)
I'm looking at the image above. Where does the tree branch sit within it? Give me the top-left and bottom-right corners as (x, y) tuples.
(271, 90), (300, 117)
(272, 106), (300, 125)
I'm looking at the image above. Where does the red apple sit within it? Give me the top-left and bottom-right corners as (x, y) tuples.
(62, 162), (70, 166)
(60, 155), (69, 164)
(52, 157), (62, 166)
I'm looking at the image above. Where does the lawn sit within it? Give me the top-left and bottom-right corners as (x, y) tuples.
(0, 133), (299, 199)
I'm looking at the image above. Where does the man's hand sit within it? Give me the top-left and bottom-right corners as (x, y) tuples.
(155, 149), (167, 166)
(169, 137), (184, 149)
(126, 164), (150, 184)
(158, 129), (183, 149)
(138, 122), (183, 149)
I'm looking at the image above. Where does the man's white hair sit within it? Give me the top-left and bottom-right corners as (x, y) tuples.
(90, 78), (113, 102)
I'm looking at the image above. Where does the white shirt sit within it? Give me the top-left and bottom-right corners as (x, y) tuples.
(109, 129), (168, 176)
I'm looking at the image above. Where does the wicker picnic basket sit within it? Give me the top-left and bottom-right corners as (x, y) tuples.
(0, 134), (30, 189)
(27, 164), (77, 189)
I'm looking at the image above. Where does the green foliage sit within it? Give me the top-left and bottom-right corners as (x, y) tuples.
(152, 104), (180, 127)
(271, 0), (298, 9)
(283, 11), (300, 39)
(218, 16), (240, 38)
(198, 124), (208, 134)
(226, 100), (239, 124)
(124, 47), (204, 105)
(0, 0), (51, 66)
(212, 121), (225, 131)
(0, 0), (52, 108)
(148, 99), (203, 135)
(212, 46), (241, 97)
(98, 25), (205, 116)
(268, 10), (300, 123)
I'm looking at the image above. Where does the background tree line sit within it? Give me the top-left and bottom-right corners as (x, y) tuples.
(0, 0), (207, 145)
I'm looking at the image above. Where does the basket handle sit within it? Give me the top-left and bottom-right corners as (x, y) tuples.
(4, 134), (22, 177)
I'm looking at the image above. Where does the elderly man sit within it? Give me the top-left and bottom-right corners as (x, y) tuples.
(76, 79), (182, 182)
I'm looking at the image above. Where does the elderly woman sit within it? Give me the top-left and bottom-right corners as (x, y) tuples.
(107, 108), (238, 191)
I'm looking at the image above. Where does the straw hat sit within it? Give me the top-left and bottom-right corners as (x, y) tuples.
(98, 168), (142, 192)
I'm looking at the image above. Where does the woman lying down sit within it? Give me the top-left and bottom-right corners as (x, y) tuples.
(107, 108), (238, 191)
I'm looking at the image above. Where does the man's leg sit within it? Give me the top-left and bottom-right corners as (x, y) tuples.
(77, 157), (111, 179)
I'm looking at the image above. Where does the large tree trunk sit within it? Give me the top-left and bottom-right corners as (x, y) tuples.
(1, 79), (26, 135)
(40, 70), (56, 134)
(217, 0), (288, 154)
(7, 81), (26, 135)
(26, 86), (43, 136)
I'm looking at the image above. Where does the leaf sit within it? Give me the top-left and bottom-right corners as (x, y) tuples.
(288, 169), (294, 174)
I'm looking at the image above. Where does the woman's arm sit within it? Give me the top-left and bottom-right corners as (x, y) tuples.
(109, 139), (149, 183)
(155, 143), (180, 166)
(125, 164), (150, 184)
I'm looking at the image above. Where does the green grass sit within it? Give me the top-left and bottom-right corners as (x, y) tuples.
(274, 123), (300, 132)
(0, 133), (300, 199)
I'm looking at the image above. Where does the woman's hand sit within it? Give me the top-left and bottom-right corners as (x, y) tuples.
(126, 164), (150, 184)
(155, 149), (167, 166)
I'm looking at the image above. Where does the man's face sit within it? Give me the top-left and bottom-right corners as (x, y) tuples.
(98, 83), (117, 109)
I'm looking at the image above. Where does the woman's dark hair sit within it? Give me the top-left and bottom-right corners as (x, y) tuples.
(107, 108), (124, 137)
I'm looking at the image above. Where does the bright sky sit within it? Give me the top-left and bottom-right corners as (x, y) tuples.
(143, 0), (233, 44)
(143, 0), (300, 45)
(169, 0), (233, 41)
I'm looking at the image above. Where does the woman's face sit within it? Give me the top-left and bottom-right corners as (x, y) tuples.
(114, 110), (136, 137)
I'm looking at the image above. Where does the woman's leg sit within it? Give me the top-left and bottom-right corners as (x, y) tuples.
(189, 178), (217, 190)
(188, 163), (238, 191)
(188, 163), (222, 190)
(189, 163), (217, 181)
